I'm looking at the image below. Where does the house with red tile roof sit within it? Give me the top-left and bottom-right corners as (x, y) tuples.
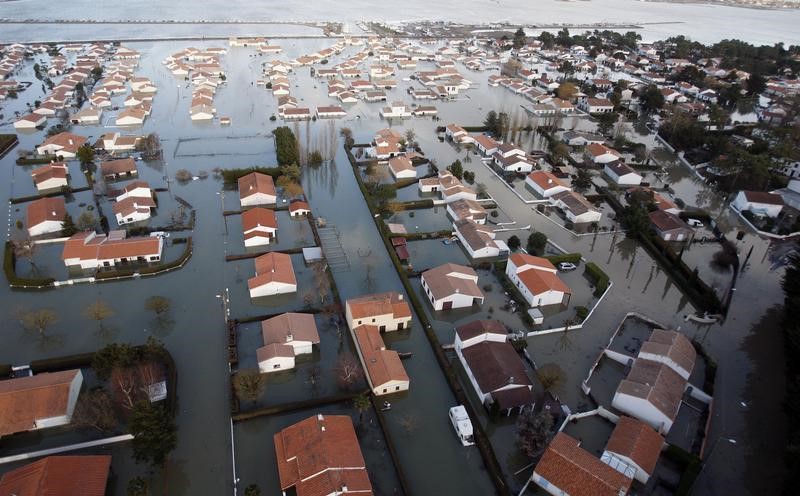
(36, 132), (88, 159)
(532, 432), (633, 496)
(0, 455), (111, 496)
(0, 370), (83, 438)
(526, 170), (570, 198)
(238, 172), (277, 207)
(26, 197), (66, 237)
(274, 414), (373, 496)
(241, 207), (278, 247)
(602, 416), (664, 484)
(353, 325), (409, 396)
(248, 252), (297, 298)
(61, 230), (162, 269)
(288, 200), (310, 217)
(612, 358), (686, 434)
(31, 163), (69, 191)
(505, 253), (571, 308)
(345, 291), (411, 332)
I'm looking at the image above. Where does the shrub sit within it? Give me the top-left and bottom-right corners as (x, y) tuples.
(574, 306), (589, 322)
(490, 210), (499, 218)
(175, 169), (192, 182)
(527, 232), (548, 256)
(584, 262), (610, 296)
(544, 253), (582, 265)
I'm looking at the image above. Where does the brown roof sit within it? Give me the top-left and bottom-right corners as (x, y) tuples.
(288, 200), (310, 213)
(0, 370), (80, 437)
(616, 359), (686, 422)
(421, 263), (483, 300)
(448, 199), (486, 221)
(474, 134), (499, 150)
(509, 253), (556, 272)
(639, 329), (696, 376)
(605, 161), (638, 177)
(527, 170), (566, 190)
(516, 267), (571, 296)
(274, 415), (373, 496)
(455, 319), (506, 342)
(238, 172), (276, 200)
(248, 252), (296, 289)
(256, 343), (295, 362)
(31, 163), (68, 186)
(242, 207), (277, 232)
(534, 432), (632, 496)
(39, 132), (87, 154)
(112, 196), (156, 217)
(346, 291), (411, 321)
(648, 210), (689, 233)
(100, 158), (137, 177)
(262, 313), (320, 345)
(462, 341), (533, 406)
(552, 190), (596, 216)
(26, 197), (66, 228)
(454, 219), (497, 252)
(388, 156), (413, 174)
(605, 416), (664, 476)
(0, 455), (111, 496)
(586, 143), (621, 158)
(742, 190), (784, 206)
(354, 325), (409, 388)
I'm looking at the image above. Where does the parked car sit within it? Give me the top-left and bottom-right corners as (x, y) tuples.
(558, 262), (578, 271)
(686, 218), (704, 228)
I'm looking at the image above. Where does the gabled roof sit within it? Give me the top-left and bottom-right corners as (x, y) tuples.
(586, 143), (622, 158)
(605, 416), (664, 476)
(274, 415), (373, 496)
(605, 161), (638, 177)
(534, 432), (632, 496)
(241, 207), (277, 232)
(0, 455), (111, 496)
(354, 325), (409, 388)
(346, 291), (411, 321)
(0, 370), (80, 437)
(616, 359), (686, 422)
(648, 210), (689, 233)
(462, 339), (532, 394)
(249, 252), (296, 289)
(39, 132), (87, 153)
(31, 163), (68, 186)
(238, 172), (276, 200)
(527, 170), (566, 190)
(100, 157), (137, 176)
(639, 329), (696, 376)
(456, 319), (506, 342)
(26, 197), (66, 228)
(421, 263), (483, 300)
(262, 313), (320, 345)
(741, 190), (784, 206)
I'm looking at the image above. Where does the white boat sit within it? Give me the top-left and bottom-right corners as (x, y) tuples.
(449, 405), (475, 446)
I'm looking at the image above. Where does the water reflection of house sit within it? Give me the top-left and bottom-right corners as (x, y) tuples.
(454, 319), (535, 415)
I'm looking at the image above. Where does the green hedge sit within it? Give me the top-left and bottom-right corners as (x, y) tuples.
(30, 352), (95, 373)
(664, 445), (702, 496)
(4, 241), (56, 288)
(16, 156), (54, 165)
(544, 253), (582, 265)
(584, 262), (610, 297)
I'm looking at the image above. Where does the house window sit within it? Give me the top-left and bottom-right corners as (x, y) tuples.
(273, 364), (280, 369)
(395, 386), (400, 391)
(357, 320), (362, 325)
(382, 388), (387, 393)
(371, 318), (376, 323)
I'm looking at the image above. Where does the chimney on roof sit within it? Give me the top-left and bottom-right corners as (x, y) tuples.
(317, 413), (324, 421)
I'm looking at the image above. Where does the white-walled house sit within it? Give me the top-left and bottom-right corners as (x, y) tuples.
(256, 344), (295, 373)
(31, 163), (69, 191)
(505, 253), (571, 307)
(62, 231), (163, 269)
(453, 219), (508, 259)
(26, 197), (66, 236)
(602, 416), (665, 484)
(248, 252), (297, 298)
(612, 358), (686, 434)
(454, 320), (535, 414)
(585, 143), (623, 164)
(241, 207), (278, 247)
(526, 171), (570, 198)
(353, 324), (410, 396)
(421, 263), (484, 311)
(257, 313), (320, 373)
(732, 190), (784, 218)
(345, 291), (412, 332)
(238, 172), (277, 207)
(551, 190), (602, 224)
(0, 370), (83, 438)
(604, 161), (642, 186)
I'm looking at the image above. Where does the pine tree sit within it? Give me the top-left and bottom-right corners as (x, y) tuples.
(61, 213), (77, 236)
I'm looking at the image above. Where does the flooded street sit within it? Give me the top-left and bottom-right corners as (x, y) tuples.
(0, 25), (790, 496)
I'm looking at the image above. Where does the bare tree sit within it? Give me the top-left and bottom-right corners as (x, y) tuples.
(517, 410), (554, 458)
(334, 352), (364, 390)
(12, 237), (38, 272)
(84, 300), (114, 332)
(72, 388), (118, 432)
(76, 210), (97, 231)
(312, 262), (331, 304)
(233, 369), (267, 405)
(536, 363), (566, 393)
(20, 308), (57, 336)
(110, 367), (142, 410)
(305, 365), (322, 389)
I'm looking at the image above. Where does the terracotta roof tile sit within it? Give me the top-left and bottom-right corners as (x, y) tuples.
(0, 370), (80, 437)
(354, 325), (409, 388)
(262, 313), (320, 345)
(0, 455), (111, 496)
(605, 416), (664, 476)
(26, 197), (66, 228)
(346, 292), (411, 321)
